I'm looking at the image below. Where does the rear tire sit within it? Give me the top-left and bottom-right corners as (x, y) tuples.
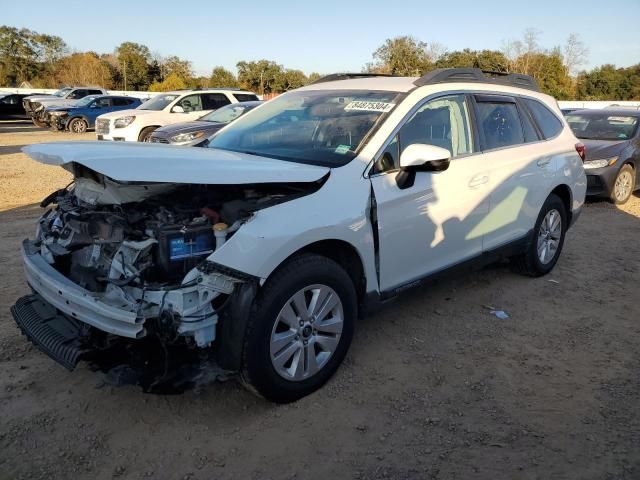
(611, 164), (634, 205)
(511, 193), (567, 277)
(138, 127), (157, 142)
(241, 253), (356, 403)
(68, 118), (88, 134)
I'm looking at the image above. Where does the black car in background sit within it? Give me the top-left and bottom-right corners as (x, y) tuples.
(150, 100), (263, 146)
(0, 93), (45, 119)
(566, 109), (640, 204)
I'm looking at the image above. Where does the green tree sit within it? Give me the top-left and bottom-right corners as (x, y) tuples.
(0, 26), (39, 85)
(161, 55), (192, 80)
(115, 41), (151, 90)
(236, 59), (283, 94)
(149, 72), (187, 92)
(366, 36), (434, 76)
(307, 72), (322, 83)
(435, 49), (509, 72)
(54, 52), (113, 88)
(277, 69), (308, 91)
(209, 66), (238, 88)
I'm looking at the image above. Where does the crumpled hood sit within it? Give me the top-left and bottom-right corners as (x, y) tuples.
(582, 139), (630, 161)
(153, 120), (222, 137)
(22, 141), (330, 185)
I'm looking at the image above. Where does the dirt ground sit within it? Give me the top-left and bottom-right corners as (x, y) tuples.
(1, 122), (639, 480)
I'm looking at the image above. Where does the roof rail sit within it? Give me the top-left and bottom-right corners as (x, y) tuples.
(413, 68), (540, 92)
(309, 72), (399, 85)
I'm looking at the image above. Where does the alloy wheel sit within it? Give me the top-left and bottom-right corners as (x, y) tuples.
(614, 170), (633, 203)
(537, 208), (562, 264)
(269, 284), (344, 381)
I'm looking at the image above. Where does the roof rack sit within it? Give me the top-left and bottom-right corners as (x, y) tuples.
(309, 73), (399, 85)
(414, 68), (539, 91)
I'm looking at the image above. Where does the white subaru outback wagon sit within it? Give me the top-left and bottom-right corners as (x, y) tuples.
(13, 69), (586, 402)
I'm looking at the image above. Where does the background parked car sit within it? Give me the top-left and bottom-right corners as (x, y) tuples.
(566, 108), (640, 204)
(46, 95), (142, 133)
(95, 88), (259, 142)
(0, 93), (46, 120)
(23, 87), (107, 127)
(150, 100), (263, 146)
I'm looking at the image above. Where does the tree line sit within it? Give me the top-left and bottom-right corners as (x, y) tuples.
(1, 25), (638, 100)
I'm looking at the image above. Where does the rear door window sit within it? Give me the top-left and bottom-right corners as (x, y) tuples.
(523, 98), (563, 139)
(474, 97), (525, 150)
(202, 93), (232, 110)
(88, 89), (103, 96)
(113, 97), (136, 106)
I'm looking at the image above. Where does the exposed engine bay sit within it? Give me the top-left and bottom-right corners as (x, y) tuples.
(31, 170), (319, 352)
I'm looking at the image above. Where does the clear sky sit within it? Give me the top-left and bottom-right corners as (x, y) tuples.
(3, 0), (639, 76)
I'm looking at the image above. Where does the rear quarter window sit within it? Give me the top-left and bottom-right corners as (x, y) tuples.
(234, 93), (260, 102)
(524, 99), (563, 139)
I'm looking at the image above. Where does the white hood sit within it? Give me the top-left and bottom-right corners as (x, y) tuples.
(22, 142), (330, 185)
(98, 108), (155, 120)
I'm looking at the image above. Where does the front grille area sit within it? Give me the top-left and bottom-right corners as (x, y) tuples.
(150, 136), (169, 144)
(95, 119), (110, 134)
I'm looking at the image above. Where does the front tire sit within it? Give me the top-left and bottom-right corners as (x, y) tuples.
(511, 193), (567, 277)
(138, 127), (157, 142)
(68, 118), (88, 134)
(611, 164), (634, 205)
(241, 254), (356, 403)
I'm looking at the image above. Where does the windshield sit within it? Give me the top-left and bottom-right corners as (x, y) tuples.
(139, 94), (179, 111)
(53, 87), (72, 97)
(75, 95), (99, 107)
(208, 90), (402, 166)
(199, 102), (259, 123)
(566, 113), (639, 140)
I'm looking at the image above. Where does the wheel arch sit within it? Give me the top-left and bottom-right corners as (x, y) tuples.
(274, 239), (367, 310)
(550, 184), (573, 224)
(138, 125), (161, 141)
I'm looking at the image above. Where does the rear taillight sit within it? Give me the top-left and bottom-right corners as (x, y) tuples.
(575, 142), (586, 162)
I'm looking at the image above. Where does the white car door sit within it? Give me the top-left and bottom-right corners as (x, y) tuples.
(468, 95), (551, 251)
(369, 94), (491, 292)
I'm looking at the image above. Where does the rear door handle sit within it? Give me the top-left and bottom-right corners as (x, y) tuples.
(468, 175), (489, 188)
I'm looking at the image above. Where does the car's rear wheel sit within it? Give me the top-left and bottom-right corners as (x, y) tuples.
(138, 127), (157, 142)
(68, 118), (88, 134)
(611, 164), (634, 205)
(241, 253), (356, 403)
(511, 193), (567, 277)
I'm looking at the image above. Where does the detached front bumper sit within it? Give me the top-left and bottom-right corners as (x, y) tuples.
(586, 165), (619, 198)
(20, 239), (145, 338)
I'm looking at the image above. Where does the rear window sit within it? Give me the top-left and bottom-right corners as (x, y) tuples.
(566, 113), (639, 140)
(234, 93), (260, 102)
(475, 101), (525, 150)
(524, 99), (563, 139)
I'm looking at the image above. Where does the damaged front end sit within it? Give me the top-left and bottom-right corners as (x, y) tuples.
(12, 166), (321, 389)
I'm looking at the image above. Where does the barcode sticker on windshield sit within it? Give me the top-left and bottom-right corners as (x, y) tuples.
(344, 100), (395, 113)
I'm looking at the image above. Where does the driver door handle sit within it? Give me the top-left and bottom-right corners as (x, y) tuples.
(468, 175), (489, 188)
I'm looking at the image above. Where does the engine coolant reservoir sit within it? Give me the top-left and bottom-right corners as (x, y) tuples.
(213, 223), (229, 250)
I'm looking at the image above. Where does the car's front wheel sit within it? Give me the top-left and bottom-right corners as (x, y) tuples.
(611, 164), (635, 205)
(511, 193), (567, 277)
(68, 118), (88, 134)
(138, 127), (157, 142)
(241, 254), (356, 403)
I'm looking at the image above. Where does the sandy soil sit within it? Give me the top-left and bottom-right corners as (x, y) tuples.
(0, 124), (639, 480)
